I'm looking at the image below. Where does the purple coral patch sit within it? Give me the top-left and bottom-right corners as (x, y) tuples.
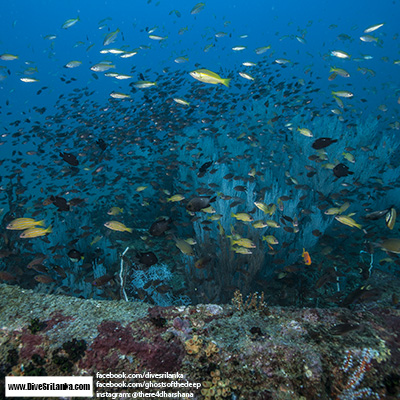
(80, 321), (184, 373)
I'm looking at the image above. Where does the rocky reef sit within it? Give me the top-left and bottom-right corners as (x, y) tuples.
(1, 283), (399, 399)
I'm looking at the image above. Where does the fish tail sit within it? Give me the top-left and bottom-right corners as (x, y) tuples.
(355, 223), (362, 229)
(46, 226), (52, 233)
(221, 78), (231, 87)
(126, 227), (133, 233)
(37, 219), (45, 226)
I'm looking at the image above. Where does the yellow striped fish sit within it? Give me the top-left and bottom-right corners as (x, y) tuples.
(20, 226), (52, 238)
(7, 218), (45, 230)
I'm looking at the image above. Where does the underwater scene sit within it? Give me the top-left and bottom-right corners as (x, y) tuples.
(1, 0), (400, 399)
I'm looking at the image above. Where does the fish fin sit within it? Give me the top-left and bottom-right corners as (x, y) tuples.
(221, 78), (231, 87)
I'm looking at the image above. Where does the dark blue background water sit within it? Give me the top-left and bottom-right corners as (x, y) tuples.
(1, 0), (399, 119)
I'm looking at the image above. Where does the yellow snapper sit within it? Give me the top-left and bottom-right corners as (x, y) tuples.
(330, 50), (351, 59)
(364, 23), (384, 33)
(232, 246), (253, 255)
(332, 90), (353, 98)
(174, 57), (189, 64)
(62, 16), (80, 29)
(20, 226), (52, 239)
(104, 221), (133, 233)
(20, 78), (39, 83)
(103, 28), (120, 46)
(174, 238), (194, 256)
(334, 215), (362, 229)
(120, 51), (138, 58)
(90, 62), (115, 72)
(329, 67), (350, 78)
(90, 235), (103, 246)
(254, 201), (269, 214)
(133, 81), (157, 89)
(7, 218), (45, 230)
(107, 207), (123, 215)
(167, 194), (185, 202)
(266, 220), (280, 228)
(231, 212), (253, 222)
(0, 53), (18, 60)
(297, 127), (313, 137)
(255, 46), (270, 54)
(189, 69), (231, 87)
(262, 235), (279, 245)
(238, 72), (254, 81)
(191, 2), (205, 14)
(64, 60), (82, 68)
(110, 92), (130, 99)
(252, 220), (269, 229)
(173, 98), (190, 106)
(231, 238), (256, 248)
(149, 35), (167, 41)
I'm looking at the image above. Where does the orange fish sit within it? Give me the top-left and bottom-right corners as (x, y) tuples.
(302, 248), (312, 265)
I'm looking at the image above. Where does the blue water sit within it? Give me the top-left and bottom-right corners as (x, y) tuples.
(1, 0), (399, 114)
(1, 0), (400, 306)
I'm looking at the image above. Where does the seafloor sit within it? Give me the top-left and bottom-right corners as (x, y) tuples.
(0, 283), (399, 400)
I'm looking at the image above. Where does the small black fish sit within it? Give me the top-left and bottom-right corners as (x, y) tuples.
(92, 274), (114, 286)
(149, 218), (171, 236)
(341, 286), (382, 307)
(60, 152), (79, 166)
(186, 196), (215, 212)
(68, 249), (84, 262)
(197, 161), (212, 177)
(138, 251), (158, 267)
(312, 137), (338, 150)
(50, 195), (70, 212)
(333, 163), (354, 178)
(96, 139), (107, 151)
